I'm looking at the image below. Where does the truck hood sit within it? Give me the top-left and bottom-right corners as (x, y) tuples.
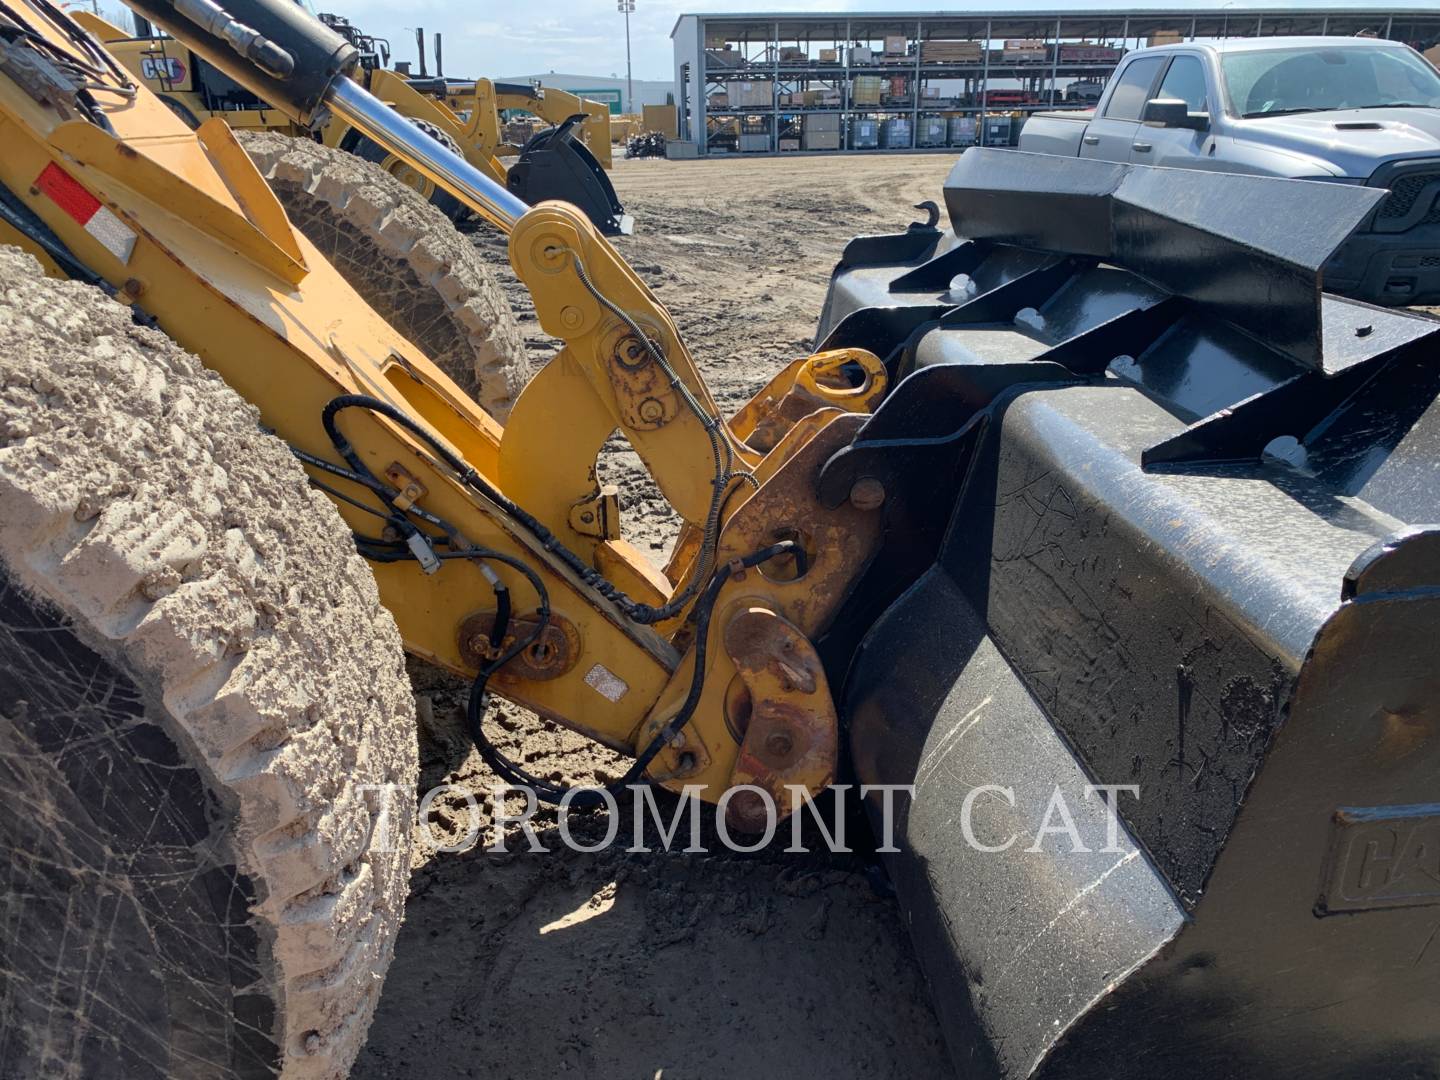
(1238, 108), (1440, 177)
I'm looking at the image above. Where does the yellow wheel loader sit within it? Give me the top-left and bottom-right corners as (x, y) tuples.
(2, 0), (1439, 1077)
(77, 6), (629, 232)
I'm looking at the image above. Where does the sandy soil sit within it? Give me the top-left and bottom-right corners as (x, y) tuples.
(355, 153), (956, 1079)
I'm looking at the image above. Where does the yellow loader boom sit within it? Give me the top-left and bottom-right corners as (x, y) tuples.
(0, 0), (880, 814)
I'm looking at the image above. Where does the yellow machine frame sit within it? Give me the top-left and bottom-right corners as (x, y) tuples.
(1, 6), (887, 814)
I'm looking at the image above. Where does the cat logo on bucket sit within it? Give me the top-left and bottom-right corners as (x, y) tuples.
(1317, 805), (1440, 915)
(140, 56), (186, 84)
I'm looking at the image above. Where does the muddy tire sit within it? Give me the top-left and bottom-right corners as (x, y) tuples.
(238, 131), (529, 420)
(0, 246), (417, 1079)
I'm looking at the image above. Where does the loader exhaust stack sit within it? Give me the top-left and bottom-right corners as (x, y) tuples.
(817, 150), (1440, 1078)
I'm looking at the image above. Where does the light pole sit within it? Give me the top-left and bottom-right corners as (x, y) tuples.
(618, 0), (635, 114)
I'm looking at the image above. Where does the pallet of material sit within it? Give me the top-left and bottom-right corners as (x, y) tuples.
(852, 75), (883, 106)
(948, 116), (978, 146)
(1002, 39), (1049, 62)
(880, 117), (912, 149)
(1059, 43), (1124, 63)
(504, 118), (544, 144)
(705, 48), (744, 69)
(916, 117), (948, 146)
(921, 40), (983, 64)
(726, 80), (774, 108)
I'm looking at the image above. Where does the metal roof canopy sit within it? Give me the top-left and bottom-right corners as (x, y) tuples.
(672, 6), (1440, 37)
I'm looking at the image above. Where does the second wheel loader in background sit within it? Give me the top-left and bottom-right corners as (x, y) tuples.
(80, 5), (629, 232)
(0, 0), (1436, 1077)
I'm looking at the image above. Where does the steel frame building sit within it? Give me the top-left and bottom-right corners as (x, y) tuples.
(670, 7), (1440, 154)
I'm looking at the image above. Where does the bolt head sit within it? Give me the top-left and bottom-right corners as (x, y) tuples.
(764, 729), (794, 757)
(560, 305), (584, 329)
(638, 397), (666, 423)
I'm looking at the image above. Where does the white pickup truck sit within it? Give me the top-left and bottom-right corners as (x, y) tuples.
(1018, 36), (1440, 305)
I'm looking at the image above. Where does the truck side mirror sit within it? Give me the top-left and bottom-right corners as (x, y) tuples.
(1143, 98), (1207, 130)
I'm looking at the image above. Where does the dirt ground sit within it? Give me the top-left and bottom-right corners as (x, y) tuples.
(353, 153), (957, 1079)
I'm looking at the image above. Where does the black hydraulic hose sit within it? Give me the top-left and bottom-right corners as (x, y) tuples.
(315, 397), (805, 808)
(467, 540), (801, 809)
(567, 252), (761, 615)
(321, 394), (743, 626)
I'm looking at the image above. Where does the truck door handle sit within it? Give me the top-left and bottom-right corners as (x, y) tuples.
(1082, 135), (1100, 145)
(1132, 142), (1152, 152)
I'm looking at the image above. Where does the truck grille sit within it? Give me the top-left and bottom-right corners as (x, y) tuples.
(1378, 171), (1440, 222)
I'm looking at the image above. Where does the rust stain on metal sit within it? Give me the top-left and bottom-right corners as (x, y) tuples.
(637, 412), (880, 791)
(722, 607), (838, 830)
(458, 610), (581, 682)
(605, 327), (679, 431)
(732, 348), (888, 453)
(715, 412), (881, 635)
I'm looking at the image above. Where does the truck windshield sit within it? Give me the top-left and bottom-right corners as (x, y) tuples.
(1223, 45), (1440, 118)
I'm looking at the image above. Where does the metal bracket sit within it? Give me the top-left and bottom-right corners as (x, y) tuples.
(383, 461), (426, 511)
(722, 607), (838, 832)
(567, 484), (620, 540)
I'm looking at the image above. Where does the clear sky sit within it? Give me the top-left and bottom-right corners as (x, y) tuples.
(312, 0), (690, 81)
(108, 0), (1438, 83)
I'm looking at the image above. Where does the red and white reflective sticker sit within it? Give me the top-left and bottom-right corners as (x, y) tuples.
(34, 162), (136, 264)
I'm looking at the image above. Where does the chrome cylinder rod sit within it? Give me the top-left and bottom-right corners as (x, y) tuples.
(325, 76), (527, 233)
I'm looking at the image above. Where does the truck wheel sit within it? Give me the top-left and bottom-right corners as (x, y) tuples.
(238, 131), (530, 421)
(0, 246), (417, 1079)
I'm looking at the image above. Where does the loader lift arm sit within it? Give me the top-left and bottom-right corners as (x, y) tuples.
(0, 0), (884, 817)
